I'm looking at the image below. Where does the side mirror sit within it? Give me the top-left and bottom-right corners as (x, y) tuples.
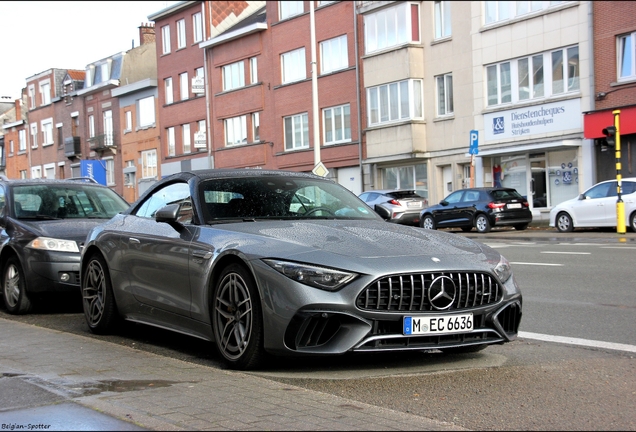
(440, 200), (449, 206)
(155, 203), (184, 231)
(578, 194), (587, 200)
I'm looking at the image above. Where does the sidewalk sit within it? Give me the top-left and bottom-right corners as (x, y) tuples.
(0, 318), (465, 431)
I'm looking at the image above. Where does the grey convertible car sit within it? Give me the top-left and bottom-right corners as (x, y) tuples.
(81, 169), (522, 370)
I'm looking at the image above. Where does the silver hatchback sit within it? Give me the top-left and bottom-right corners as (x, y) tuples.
(358, 189), (428, 226)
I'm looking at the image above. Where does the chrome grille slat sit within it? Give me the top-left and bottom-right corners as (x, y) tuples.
(356, 271), (503, 312)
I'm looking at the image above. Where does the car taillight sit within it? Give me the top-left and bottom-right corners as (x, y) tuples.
(487, 202), (506, 209)
(523, 201), (529, 207)
(388, 199), (400, 205)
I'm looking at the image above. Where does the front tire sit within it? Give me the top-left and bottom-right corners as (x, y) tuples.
(2, 256), (32, 314)
(82, 253), (120, 334)
(556, 212), (574, 232)
(212, 263), (264, 370)
(475, 214), (492, 233)
(421, 215), (436, 230)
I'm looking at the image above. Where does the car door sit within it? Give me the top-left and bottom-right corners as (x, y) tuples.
(122, 181), (195, 317)
(575, 181), (616, 226)
(457, 190), (482, 224)
(432, 190), (465, 227)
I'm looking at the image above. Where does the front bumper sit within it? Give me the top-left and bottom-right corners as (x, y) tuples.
(24, 250), (81, 294)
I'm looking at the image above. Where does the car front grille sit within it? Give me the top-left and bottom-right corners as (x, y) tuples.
(356, 272), (502, 312)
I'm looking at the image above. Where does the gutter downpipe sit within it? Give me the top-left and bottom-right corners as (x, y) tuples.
(354, 3), (363, 193)
(587, 0), (595, 186)
(203, 3), (213, 169)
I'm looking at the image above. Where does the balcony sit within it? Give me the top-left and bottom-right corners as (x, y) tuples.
(88, 134), (117, 153)
(64, 136), (81, 158)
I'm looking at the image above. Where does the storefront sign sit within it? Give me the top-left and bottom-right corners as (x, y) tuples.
(484, 98), (581, 142)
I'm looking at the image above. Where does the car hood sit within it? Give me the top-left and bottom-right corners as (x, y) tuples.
(16, 219), (108, 243)
(213, 220), (499, 272)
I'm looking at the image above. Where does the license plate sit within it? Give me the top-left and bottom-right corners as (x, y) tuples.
(403, 313), (473, 335)
(507, 203), (522, 209)
(407, 202), (421, 208)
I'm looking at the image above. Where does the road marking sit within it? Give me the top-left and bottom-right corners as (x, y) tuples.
(540, 251), (590, 255)
(601, 246), (636, 250)
(519, 331), (636, 353)
(510, 262), (564, 266)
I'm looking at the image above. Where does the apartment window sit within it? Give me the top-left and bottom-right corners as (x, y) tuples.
(88, 115), (95, 138)
(30, 124), (38, 148)
(103, 110), (113, 146)
(57, 125), (63, 147)
(165, 77), (173, 104)
(552, 46), (579, 94)
(19, 130), (26, 152)
(183, 123), (191, 153)
(367, 79), (423, 126)
(41, 119), (53, 146)
(180, 72), (189, 100)
(100, 63), (110, 82)
(619, 32), (636, 80)
(40, 82), (51, 105)
(9, 140), (14, 154)
(139, 96), (155, 127)
(486, 62), (512, 106)
(364, 2), (419, 54)
(44, 164), (55, 179)
(279, 1), (303, 20)
(284, 113), (309, 151)
(436, 73), (454, 116)
(125, 111), (132, 131)
(105, 158), (115, 186)
(193, 12), (203, 43)
(486, 45), (579, 106)
(252, 112), (260, 142)
(176, 19), (186, 49)
(162, 25), (171, 54)
(20, 170), (28, 179)
(28, 86), (36, 109)
(142, 149), (157, 179)
(225, 115), (247, 146)
(434, 1), (452, 39)
(31, 166), (42, 179)
(320, 35), (348, 74)
(323, 105), (351, 145)
(485, 1), (565, 24)
(518, 54), (544, 100)
(195, 67), (204, 97)
(167, 127), (175, 156)
(85, 67), (93, 87)
(222, 61), (245, 91)
(250, 57), (258, 84)
(281, 48), (306, 84)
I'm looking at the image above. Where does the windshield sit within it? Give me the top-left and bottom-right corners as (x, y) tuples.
(199, 176), (380, 222)
(12, 184), (129, 220)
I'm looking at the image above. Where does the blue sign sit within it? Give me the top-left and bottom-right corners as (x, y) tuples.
(469, 130), (479, 155)
(80, 160), (107, 185)
(493, 117), (505, 135)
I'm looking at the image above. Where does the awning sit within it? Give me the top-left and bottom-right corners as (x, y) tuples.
(583, 105), (636, 139)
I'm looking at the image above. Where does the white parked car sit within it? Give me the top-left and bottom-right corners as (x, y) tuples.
(549, 178), (636, 232)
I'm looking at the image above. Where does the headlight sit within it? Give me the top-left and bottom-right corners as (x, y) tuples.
(493, 255), (512, 283)
(27, 237), (80, 253)
(263, 259), (357, 291)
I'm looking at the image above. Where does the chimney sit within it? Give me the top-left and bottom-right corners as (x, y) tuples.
(139, 23), (156, 46)
(15, 98), (21, 121)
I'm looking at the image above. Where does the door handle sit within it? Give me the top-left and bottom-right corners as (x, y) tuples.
(129, 238), (140, 243)
(192, 250), (213, 260)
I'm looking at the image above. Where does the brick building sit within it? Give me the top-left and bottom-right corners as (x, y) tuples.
(583, 0), (636, 181)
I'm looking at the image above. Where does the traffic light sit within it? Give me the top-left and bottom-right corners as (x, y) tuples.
(602, 126), (616, 146)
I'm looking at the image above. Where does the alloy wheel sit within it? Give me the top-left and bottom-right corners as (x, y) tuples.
(83, 259), (106, 326)
(3, 263), (20, 309)
(214, 272), (253, 360)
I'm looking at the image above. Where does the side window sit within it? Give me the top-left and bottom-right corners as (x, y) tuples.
(585, 182), (613, 199)
(135, 182), (191, 221)
(359, 193), (369, 202)
(445, 191), (463, 204)
(623, 181), (636, 195)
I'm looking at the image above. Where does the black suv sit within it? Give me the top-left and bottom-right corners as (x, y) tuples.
(420, 187), (532, 233)
(0, 177), (129, 314)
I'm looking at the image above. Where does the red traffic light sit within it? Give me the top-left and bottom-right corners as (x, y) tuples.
(602, 126), (616, 146)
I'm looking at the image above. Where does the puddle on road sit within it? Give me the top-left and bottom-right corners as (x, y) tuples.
(71, 379), (183, 396)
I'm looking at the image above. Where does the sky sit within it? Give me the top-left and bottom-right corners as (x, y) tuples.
(0, 1), (178, 100)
